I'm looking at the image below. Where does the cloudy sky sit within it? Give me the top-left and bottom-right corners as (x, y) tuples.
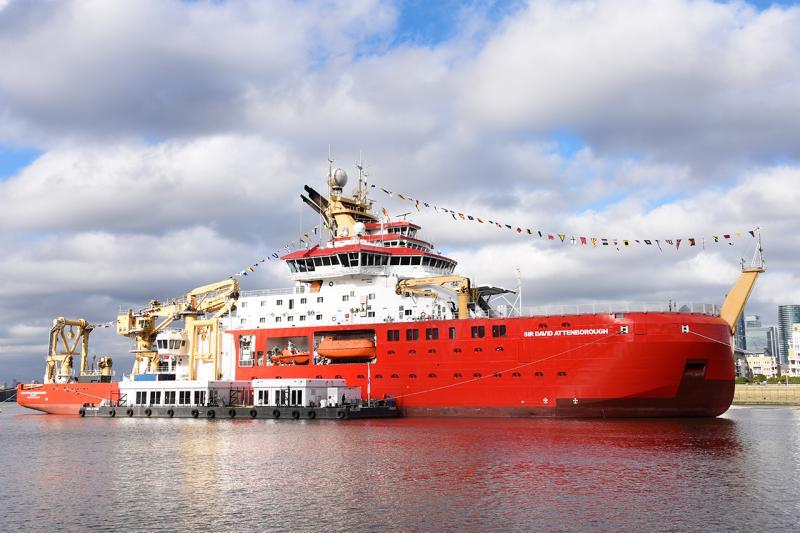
(1, 0), (798, 382)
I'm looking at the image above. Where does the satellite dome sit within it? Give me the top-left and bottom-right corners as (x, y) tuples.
(329, 167), (348, 188)
(353, 222), (366, 236)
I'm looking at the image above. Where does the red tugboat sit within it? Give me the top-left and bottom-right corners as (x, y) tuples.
(18, 160), (763, 417)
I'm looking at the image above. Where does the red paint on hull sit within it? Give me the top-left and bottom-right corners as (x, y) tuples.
(17, 382), (120, 415)
(232, 312), (735, 418)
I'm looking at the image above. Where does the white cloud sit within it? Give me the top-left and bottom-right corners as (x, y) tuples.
(1, 0), (799, 381)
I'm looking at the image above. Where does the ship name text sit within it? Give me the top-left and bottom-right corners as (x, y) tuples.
(523, 328), (610, 338)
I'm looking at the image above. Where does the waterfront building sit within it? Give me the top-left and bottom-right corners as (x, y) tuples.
(742, 352), (779, 379)
(778, 305), (800, 365)
(788, 324), (800, 377)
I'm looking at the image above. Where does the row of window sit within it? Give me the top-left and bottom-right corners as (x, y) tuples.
(134, 390), (206, 406)
(241, 296), (323, 308)
(155, 339), (185, 350)
(286, 253), (455, 273)
(387, 325), (507, 342)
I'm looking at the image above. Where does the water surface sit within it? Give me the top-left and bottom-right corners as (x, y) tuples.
(1, 404), (798, 531)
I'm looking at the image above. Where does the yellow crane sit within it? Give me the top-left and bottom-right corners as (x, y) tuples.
(395, 276), (477, 320)
(116, 278), (239, 380)
(44, 317), (113, 384)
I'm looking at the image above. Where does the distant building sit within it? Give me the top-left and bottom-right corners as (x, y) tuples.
(778, 305), (800, 365)
(734, 314), (747, 350)
(788, 324), (800, 377)
(742, 352), (779, 379)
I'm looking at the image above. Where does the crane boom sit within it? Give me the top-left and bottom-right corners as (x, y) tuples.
(117, 278), (239, 378)
(395, 276), (475, 319)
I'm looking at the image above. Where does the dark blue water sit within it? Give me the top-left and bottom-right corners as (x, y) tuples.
(1, 403), (798, 532)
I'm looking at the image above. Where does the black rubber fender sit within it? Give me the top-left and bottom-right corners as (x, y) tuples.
(336, 410), (346, 419)
(307, 410), (316, 419)
(191, 409), (199, 418)
(249, 409), (258, 418)
(272, 409), (281, 419)
(79, 408), (86, 417)
(109, 409), (116, 417)
(144, 408), (152, 417)
(291, 410), (300, 420)
(126, 408), (134, 417)
(167, 409), (174, 418)
(229, 409), (236, 418)
(207, 409), (216, 419)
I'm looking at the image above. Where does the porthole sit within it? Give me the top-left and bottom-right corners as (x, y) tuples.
(534, 371), (544, 377)
(428, 373), (437, 379)
(391, 374), (399, 379)
(453, 373), (463, 378)
(473, 372), (482, 378)
(409, 374), (417, 379)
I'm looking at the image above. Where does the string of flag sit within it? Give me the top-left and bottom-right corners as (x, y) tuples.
(232, 225), (322, 278)
(370, 183), (758, 252)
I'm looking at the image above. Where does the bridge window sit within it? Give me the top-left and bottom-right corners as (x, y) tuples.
(492, 325), (507, 337)
(330, 255), (340, 265)
(406, 329), (419, 341)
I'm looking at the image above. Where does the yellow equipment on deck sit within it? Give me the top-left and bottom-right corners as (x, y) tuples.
(44, 317), (113, 384)
(116, 278), (239, 380)
(395, 276), (476, 320)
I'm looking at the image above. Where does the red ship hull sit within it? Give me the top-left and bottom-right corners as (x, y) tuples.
(16, 382), (120, 415)
(232, 312), (735, 418)
(18, 313), (735, 418)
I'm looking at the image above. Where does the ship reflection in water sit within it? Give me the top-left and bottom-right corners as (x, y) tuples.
(1, 404), (798, 531)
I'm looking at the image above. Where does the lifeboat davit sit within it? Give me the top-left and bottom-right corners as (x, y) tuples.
(317, 337), (376, 362)
(270, 349), (310, 365)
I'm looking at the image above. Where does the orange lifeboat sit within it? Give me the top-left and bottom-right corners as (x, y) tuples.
(317, 336), (376, 362)
(270, 349), (310, 365)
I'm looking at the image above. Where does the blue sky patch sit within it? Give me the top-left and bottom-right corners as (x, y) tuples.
(0, 145), (43, 180)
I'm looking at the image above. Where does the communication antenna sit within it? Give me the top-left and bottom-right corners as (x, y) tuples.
(355, 151), (368, 203)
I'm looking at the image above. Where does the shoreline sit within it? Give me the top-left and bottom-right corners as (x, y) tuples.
(733, 384), (800, 406)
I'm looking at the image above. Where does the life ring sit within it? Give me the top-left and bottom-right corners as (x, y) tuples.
(229, 409), (236, 418)
(272, 409), (281, 419)
(207, 410), (216, 419)
(191, 409), (199, 418)
(79, 408), (86, 417)
(109, 409), (116, 417)
(336, 410), (346, 419)
(328, 281), (334, 286)
(291, 410), (300, 419)
(307, 410), (316, 419)
(126, 408), (134, 417)
(249, 409), (258, 418)
(167, 409), (174, 418)
(420, 312), (427, 320)
(144, 408), (152, 417)
(332, 316), (337, 323)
